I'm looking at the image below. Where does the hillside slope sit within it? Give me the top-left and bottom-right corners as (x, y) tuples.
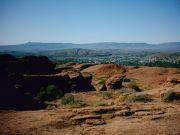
(0, 63), (180, 135)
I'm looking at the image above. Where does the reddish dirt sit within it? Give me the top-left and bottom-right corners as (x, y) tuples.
(82, 64), (125, 77)
(0, 102), (180, 135)
(83, 65), (180, 91)
(1, 65), (180, 135)
(125, 66), (180, 90)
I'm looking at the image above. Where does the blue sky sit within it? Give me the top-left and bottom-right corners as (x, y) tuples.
(0, 0), (180, 45)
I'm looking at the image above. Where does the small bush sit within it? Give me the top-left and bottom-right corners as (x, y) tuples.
(126, 95), (152, 103)
(96, 102), (108, 106)
(35, 84), (63, 103)
(119, 93), (130, 102)
(99, 79), (106, 85)
(128, 84), (141, 92)
(161, 91), (180, 102)
(46, 104), (57, 110)
(61, 93), (82, 105)
(98, 91), (112, 99)
(123, 78), (131, 82)
(97, 79), (106, 91)
(118, 88), (137, 94)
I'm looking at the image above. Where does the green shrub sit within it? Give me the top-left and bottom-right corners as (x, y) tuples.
(61, 93), (82, 105)
(161, 91), (180, 102)
(99, 79), (106, 85)
(123, 78), (131, 82)
(46, 104), (57, 110)
(35, 84), (63, 103)
(97, 79), (106, 91)
(128, 84), (141, 92)
(96, 102), (108, 106)
(126, 95), (152, 103)
(118, 88), (137, 94)
(98, 91), (112, 99)
(119, 93), (130, 102)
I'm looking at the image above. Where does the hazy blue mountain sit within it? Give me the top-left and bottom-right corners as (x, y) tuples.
(0, 42), (180, 52)
(0, 42), (179, 68)
(0, 42), (75, 52)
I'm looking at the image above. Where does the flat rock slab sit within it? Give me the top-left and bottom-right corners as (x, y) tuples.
(85, 119), (106, 125)
(115, 110), (134, 116)
(92, 106), (126, 114)
(71, 114), (101, 120)
(72, 105), (129, 115)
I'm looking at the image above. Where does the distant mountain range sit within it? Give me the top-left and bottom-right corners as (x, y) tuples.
(0, 42), (180, 52)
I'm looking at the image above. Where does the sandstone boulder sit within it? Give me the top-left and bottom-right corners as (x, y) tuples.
(22, 74), (71, 93)
(55, 62), (76, 73)
(20, 56), (55, 74)
(92, 79), (106, 91)
(82, 64), (126, 76)
(69, 72), (95, 91)
(105, 74), (126, 90)
(74, 63), (97, 71)
(82, 64), (126, 91)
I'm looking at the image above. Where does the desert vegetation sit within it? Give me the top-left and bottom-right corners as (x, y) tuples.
(97, 91), (112, 100)
(125, 95), (153, 102)
(35, 84), (64, 103)
(161, 91), (180, 102)
(61, 93), (83, 105)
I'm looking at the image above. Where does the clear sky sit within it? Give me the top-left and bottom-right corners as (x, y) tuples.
(0, 0), (180, 45)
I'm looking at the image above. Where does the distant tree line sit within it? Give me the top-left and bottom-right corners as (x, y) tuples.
(142, 61), (180, 68)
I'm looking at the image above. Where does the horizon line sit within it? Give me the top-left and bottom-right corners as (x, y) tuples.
(0, 41), (180, 46)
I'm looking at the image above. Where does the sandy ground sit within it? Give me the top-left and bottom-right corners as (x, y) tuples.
(1, 66), (180, 135)
(0, 102), (180, 135)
